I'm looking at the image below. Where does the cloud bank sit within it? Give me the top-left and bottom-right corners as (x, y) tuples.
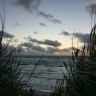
(21, 42), (45, 52)
(46, 47), (60, 53)
(24, 36), (61, 47)
(0, 31), (15, 38)
(73, 33), (90, 44)
(59, 31), (90, 44)
(19, 42), (73, 55)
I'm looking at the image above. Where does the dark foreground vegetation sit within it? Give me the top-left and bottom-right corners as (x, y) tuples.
(0, 18), (38, 96)
(0, 45), (38, 96)
(51, 25), (96, 96)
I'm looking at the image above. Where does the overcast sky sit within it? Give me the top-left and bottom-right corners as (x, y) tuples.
(0, 0), (96, 55)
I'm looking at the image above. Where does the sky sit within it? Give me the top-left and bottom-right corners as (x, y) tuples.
(0, 0), (96, 55)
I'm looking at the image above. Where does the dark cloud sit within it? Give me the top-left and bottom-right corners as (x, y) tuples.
(39, 22), (46, 26)
(46, 47), (76, 54)
(62, 48), (71, 52)
(86, 3), (96, 16)
(59, 30), (90, 44)
(52, 18), (61, 24)
(24, 37), (61, 47)
(38, 10), (61, 24)
(61, 47), (78, 53)
(3, 43), (44, 55)
(21, 42), (45, 52)
(59, 31), (71, 36)
(13, 0), (61, 24)
(43, 40), (61, 47)
(73, 33), (90, 44)
(33, 31), (38, 34)
(0, 31), (15, 38)
(20, 42), (61, 55)
(13, 0), (41, 13)
(47, 47), (60, 53)
(5, 43), (78, 55)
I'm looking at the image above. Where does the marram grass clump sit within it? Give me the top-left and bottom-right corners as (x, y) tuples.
(51, 25), (96, 96)
(0, 44), (37, 96)
(0, 18), (37, 96)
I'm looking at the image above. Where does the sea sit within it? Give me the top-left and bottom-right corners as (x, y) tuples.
(19, 56), (71, 92)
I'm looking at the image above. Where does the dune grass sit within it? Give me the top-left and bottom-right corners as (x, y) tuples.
(51, 25), (96, 96)
(0, 43), (39, 96)
(0, 17), (38, 96)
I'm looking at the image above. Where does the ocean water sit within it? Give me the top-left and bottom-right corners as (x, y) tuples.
(20, 56), (71, 92)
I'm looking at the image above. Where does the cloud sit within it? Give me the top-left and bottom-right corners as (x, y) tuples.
(0, 31), (15, 38)
(3, 43), (45, 55)
(24, 36), (61, 47)
(13, 0), (61, 24)
(61, 47), (77, 53)
(33, 31), (38, 34)
(38, 10), (61, 24)
(59, 30), (90, 44)
(61, 47), (79, 55)
(6, 43), (78, 55)
(59, 31), (71, 36)
(62, 48), (71, 52)
(12, 40), (80, 55)
(46, 47), (77, 55)
(47, 47), (60, 53)
(43, 40), (61, 47)
(86, 3), (96, 16)
(20, 42), (62, 55)
(13, 0), (41, 13)
(73, 33), (90, 44)
(39, 22), (46, 26)
(21, 42), (45, 52)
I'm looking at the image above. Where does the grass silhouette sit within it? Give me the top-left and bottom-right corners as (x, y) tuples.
(51, 24), (96, 96)
(0, 16), (38, 96)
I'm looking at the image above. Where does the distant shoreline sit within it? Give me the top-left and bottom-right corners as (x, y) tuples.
(16, 55), (72, 58)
